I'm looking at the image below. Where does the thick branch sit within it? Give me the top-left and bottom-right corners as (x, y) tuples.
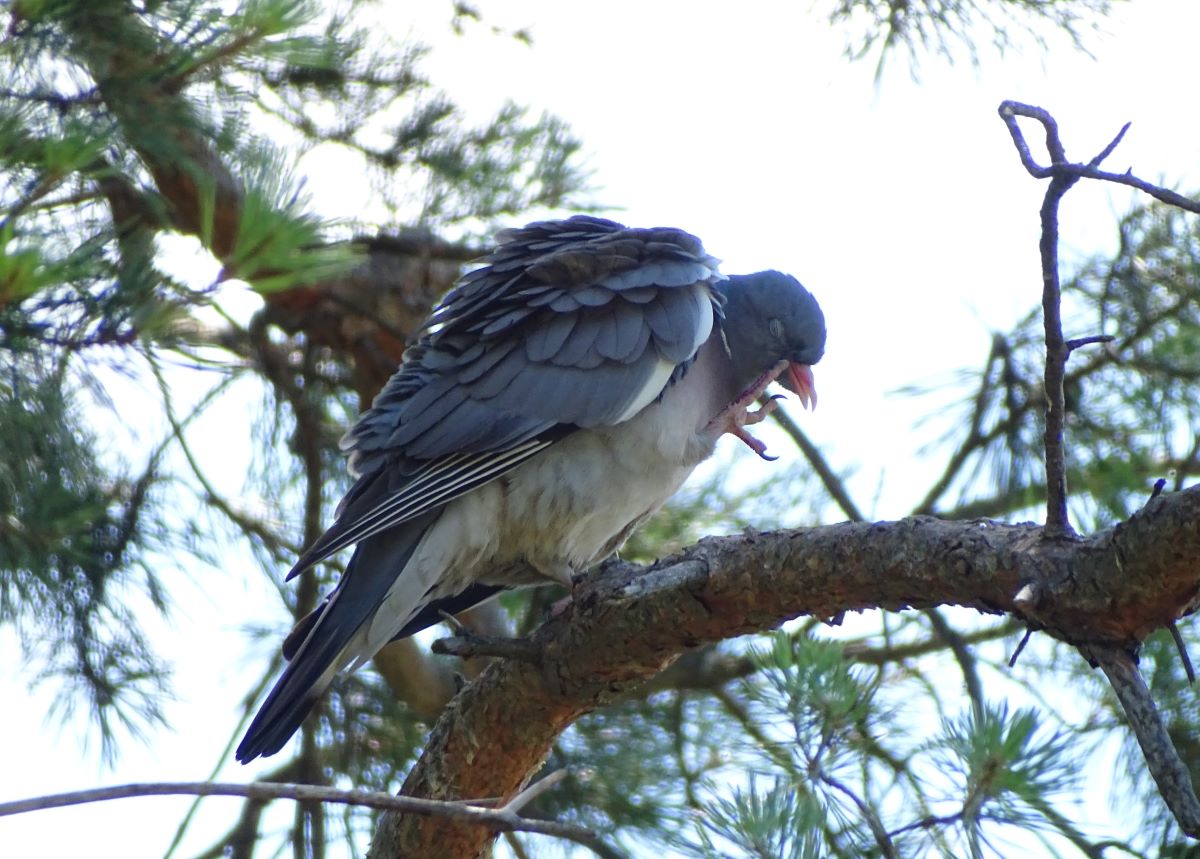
(372, 485), (1200, 858)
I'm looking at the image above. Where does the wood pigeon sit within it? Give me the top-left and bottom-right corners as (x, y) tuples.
(236, 215), (825, 762)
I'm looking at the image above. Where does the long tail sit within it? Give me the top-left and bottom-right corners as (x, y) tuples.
(236, 511), (439, 763)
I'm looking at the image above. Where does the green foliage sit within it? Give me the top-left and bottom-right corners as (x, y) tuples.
(932, 705), (1075, 858)
(688, 776), (827, 859)
(217, 140), (360, 292)
(827, 0), (1117, 72)
(0, 359), (170, 758)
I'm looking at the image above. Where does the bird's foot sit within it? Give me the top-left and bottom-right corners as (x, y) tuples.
(532, 560), (578, 590)
(704, 359), (790, 461)
(432, 631), (541, 664)
(709, 391), (787, 462)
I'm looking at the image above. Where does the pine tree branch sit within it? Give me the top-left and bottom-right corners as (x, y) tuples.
(0, 781), (624, 858)
(1093, 645), (1200, 836)
(842, 620), (1021, 665)
(923, 608), (986, 718)
(997, 101), (1200, 536)
(59, 3), (245, 257)
(372, 485), (1200, 858)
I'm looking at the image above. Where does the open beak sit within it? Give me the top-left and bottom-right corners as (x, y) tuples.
(781, 362), (817, 410)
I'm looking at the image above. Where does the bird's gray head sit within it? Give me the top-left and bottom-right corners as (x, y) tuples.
(714, 271), (826, 407)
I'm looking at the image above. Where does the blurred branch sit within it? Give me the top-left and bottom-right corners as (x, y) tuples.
(373, 638), (459, 723)
(147, 354), (298, 561)
(61, 5), (245, 256)
(813, 768), (896, 859)
(923, 609), (985, 718)
(771, 402), (864, 521)
(913, 336), (1011, 516)
(842, 619), (1021, 665)
(0, 781), (624, 858)
(1093, 646), (1200, 836)
(914, 293), (1192, 515)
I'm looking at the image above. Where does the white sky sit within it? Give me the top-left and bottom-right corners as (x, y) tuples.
(3, 1), (1200, 856)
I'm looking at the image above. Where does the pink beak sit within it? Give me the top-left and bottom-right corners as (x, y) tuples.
(782, 363), (817, 410)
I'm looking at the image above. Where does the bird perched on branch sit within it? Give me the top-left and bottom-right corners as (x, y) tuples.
(237, 215), (826, 762)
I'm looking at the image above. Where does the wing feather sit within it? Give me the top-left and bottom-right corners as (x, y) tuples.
(318, 216), (722, 572)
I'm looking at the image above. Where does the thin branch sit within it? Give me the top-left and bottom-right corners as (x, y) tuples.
(994, 101), (1200, 538)
(0, 782), (625, 859)
(1168, 623), (1196, 685)
(1036, 158), (1076, 539)
(888, 811), (964, 839)
(770, 401), (865, 521)
(843, 620), (1021, 666)
(923, 609), (986, 719)
(1092, 646), (1200, 836)
(998, 103), (1200, 218)
(1065, 334), (1115, 353)
(814, 769), (897, 859)
(1008, 627), (1036, 669)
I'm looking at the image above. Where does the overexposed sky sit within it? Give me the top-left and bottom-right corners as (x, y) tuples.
(3, 2), (1200, 856)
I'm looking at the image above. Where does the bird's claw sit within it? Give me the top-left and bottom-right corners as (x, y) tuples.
(711, 393), (786, 461)
(732, 425), (778, 461)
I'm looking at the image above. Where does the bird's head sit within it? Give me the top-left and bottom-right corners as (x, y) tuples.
(715, 271), (826, 408)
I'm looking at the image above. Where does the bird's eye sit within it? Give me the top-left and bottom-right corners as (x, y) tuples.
(768, 317), (785, 340)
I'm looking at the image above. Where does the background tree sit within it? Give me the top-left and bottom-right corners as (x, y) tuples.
(8, 1), (1200, 858)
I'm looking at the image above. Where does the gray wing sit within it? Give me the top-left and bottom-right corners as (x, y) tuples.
(290, 216), (722, 577)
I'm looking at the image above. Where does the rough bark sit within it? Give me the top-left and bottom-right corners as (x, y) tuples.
(368, 486), (1200, 858)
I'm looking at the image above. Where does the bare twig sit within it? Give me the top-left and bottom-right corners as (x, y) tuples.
(814, 769), (897, 859)
(1065, 334), (1115, 353)
(998, 101), (1200, 538)
(1092, 646), (1200, 836)
(998, 102), (1200, 215)
(1030, 134), (1079, 538)
(0, 782), (625, 859)
(1008, 626), (1036, 669)
(1168, 623), (1196, 685)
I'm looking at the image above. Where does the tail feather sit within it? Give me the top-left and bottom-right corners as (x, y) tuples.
(236, 511), (439, 763)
